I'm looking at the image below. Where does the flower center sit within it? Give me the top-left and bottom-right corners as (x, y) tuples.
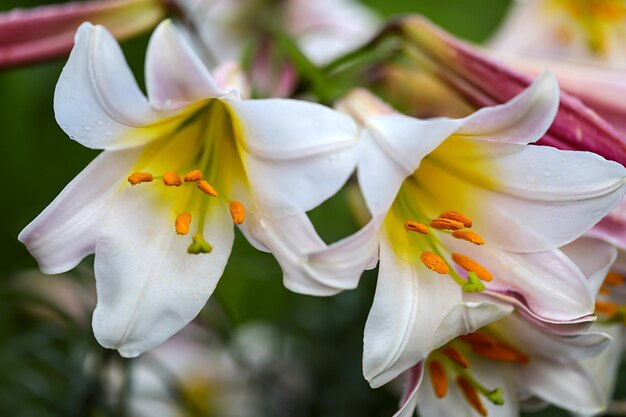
(428, 331), (529, 416)
(401, 209), (493, 293)
(595, 271), (626, 323)
(123, 100), (247, 255)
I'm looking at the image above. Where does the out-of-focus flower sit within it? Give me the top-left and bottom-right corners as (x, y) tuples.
(489, 0), (626, 67)
(332, 76), (626, 389)
(0, 0), (167, 68)
(392, 237), (619, 417)
(19, 20), (359, 357)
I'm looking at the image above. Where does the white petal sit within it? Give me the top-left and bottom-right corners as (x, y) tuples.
(363, 237), (511, 387)
(92, 188), (234, 357)
(145, 20), (228, 109)
(561, 237), (618, 298)
(518, 357), (606, 414)
(442, 236), (594, 321)
(242, 210), (372, 296)
(18, 149), (140, 274)
(54, 23), (174, 150)
(420, 139), (626, 252)
(358, 116), (462, 217)
(457, 72), (559, 145)
(394, 363), (424, 417)
(226, 98), (359, 218)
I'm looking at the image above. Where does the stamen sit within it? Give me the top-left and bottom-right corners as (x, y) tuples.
(472, 342), (529, 364)
(187, 233), (213, 254)
(404, 220), (428, 234)
(128, 172), (153, 185)
(197, 180), (218, 197)
(229, 201), (245, 225)
(183, 169), (203, 183)
(175, 212), (192, 235)
(458, 332), (497, 348)
(452, 230), (485, 245)
(420, 252), (449, 274)
(163, 172), (182, 187)
(431, 218), (464, 231)
(428, 360), (448, 398)
(452, 254), (493, 282)
(457, 377), (487, 417)
(442, 347), (469, 369)
(605, 271), (625, 287)
(440, 211), (472, 228)
(599, 286), (611, 295)
(596, 300), (619, 316)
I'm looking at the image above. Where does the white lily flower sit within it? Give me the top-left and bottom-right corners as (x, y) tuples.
(394, 237), (620, 417)
(490, 0), (626, 67)
(331, 73), (626, 388)
(18, 20), (359, 357)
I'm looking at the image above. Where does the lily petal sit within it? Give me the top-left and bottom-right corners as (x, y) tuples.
(419, 138), (626, 252)
(54, 23), (180, 151)
(561, 237), (618, 297)
(92, 188), (234, 357)
(457, 72), (559, 145)
(394, 363), (424, 417)
(18, 149), (140, 274)
(363, 238), (511, 387)
(145, 20), (228, 109)
(518, 357), (606, 415)
(358, 116), (461, 218)
(225, 98), (358, 218)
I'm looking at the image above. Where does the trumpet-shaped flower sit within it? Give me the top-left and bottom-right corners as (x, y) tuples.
(333, 74), (626, 388)
(490, 0), (626, 67)
(394, 237), (620, 417)
(18, 21), (359, 357)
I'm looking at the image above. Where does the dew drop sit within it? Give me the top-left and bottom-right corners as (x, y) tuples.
(542, 169), (552, 177)
(259, 219), (268, 229)
(96, 119), (107, 126)
(82, 124), (93, 130)
(105, 131), (113, 136)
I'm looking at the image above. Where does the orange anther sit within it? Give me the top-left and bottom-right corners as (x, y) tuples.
(599, 286), (611, 296)
(442, 347), (469, 369)
(175, 212), (192, 235)
(431, 218), (465, 231)
(428, 360), (448, 399)
(229, 201), (245, 225)
(183, 170), (203, 182)
(452, 230), (485, 245)
(440, 211), (472, 228)
(596, 300), (619, 317)
(452, 254), (493, 282)
(163, 171), (182, 187)
(128, 172), (153, 185)
(457, 377), (487, 417)
(458, 332), (497, 348)
(420, 252), (449, 274)
(404, 220), (428, 234)
(605, 272), (625, 287)
(472, 343), (529, 364)
(197, 180), (218, 197)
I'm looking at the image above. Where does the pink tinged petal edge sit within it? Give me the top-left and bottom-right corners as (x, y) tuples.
(393, 362), (424, 417)
(0, 0), (165, 68)
(401, 16), (626, 166)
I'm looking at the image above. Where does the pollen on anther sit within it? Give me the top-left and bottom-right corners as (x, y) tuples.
(229, 201), (245, 224)
(442, 347), (469, 369)
(128, 172), (153, 185)
(183, 169), (203, 182)
(459, 332), (497, 348)
(457, 377), (487, 417)
(163, 172), (182, 187)
(404, 220), (428, 234)
(472, 343), (529, 363)
(198, 180), (218, 197)
(440, 211), (473, 228)
(431, 218), (464, 231)
(452, 253), (493, 282)
(420, 252), (449, 274)
(428, 360), (448, 398)
(175, 212), (192, 235)
(605, 271), (625, 287)
(452, 230), (485, 245)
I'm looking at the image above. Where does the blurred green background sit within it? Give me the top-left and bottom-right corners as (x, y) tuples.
(3, 0), (615, 416)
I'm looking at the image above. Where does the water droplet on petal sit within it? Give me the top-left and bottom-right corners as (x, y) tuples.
(260, 219), (268, 229)
(96, 119), (107, 126)
(82, 124), (93, 131)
